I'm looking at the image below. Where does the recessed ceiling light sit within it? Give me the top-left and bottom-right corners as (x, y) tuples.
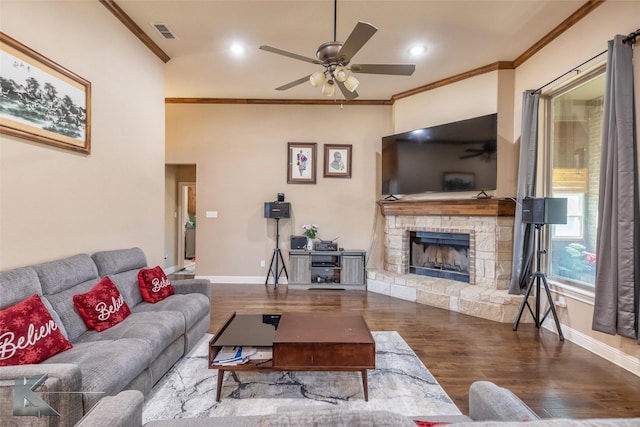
(409, 45), (426, 57)
(230, 43), (245, 56)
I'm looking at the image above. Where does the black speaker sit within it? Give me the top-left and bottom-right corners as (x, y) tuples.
(264, 202), (290, 219)
(290, 235), (307, 249)
(522, 197), (568, 224)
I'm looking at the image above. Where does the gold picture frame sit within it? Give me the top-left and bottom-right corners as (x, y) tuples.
(0, 32), (91, 154)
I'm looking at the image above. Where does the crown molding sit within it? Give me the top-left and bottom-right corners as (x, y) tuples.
(391, 61), (515, 102)
(165, 98), (391, 106)
(99, 0), (170, 63)
(514, 0), (605, 67)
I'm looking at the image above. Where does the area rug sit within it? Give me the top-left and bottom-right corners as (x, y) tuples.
(142, 331), (461, 422)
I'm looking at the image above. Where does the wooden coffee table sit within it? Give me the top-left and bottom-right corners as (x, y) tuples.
(209, 312), (375, 401)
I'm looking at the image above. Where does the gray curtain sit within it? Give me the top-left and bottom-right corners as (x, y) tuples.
(509, 90), (540, 295)
(592, 35), (639, 340)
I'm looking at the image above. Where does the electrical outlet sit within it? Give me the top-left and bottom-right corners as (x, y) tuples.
(260, 260), (266, 267)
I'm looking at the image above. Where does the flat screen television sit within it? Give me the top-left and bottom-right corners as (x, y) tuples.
(381, 113), (498, 196)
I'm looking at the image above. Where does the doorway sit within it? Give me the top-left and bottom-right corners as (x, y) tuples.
(165, 164), (196, 273)
(178, 181), (196, 271)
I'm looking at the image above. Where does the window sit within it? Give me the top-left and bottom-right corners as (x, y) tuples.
(545, 68), (605, 289)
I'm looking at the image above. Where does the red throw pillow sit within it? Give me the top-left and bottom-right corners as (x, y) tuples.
(73, 277), (131, 331)
(137, 266), (175, 303)
(0, 294), (73, 366)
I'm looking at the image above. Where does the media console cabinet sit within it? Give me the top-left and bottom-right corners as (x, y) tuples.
(288, 249), (366, 290)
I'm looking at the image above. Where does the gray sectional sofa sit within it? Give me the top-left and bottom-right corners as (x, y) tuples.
(0, 247), (211, 427)
(77, 380), (640, 426)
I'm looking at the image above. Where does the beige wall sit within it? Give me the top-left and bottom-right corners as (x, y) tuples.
(393, 72), (499, 134)
(166, 103), (390, 280)
(0, 1), (166, 269)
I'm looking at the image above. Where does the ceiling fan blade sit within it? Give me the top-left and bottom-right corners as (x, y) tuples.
(336, 81), (359, 100)
(350, 64), (416, 76)
(337, 21), (378, 63)
(259, 45), (322, 65)
(275, 75), (312, 91)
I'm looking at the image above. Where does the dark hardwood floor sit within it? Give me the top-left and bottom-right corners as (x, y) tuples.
(202, 283), (640, 419)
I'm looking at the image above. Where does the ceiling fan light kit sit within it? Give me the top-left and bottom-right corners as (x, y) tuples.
(334, 66), (349, 82)
(259, 0), (415, 99)
(310, 71), (326, 87)
(344, 75), (360, 92)
(322, 80), (336, 97)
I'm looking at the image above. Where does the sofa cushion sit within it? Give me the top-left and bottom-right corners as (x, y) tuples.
(138, 266), (175, 303)
(132, 293), (209, 332)
(73, 277), (131, 332)
(44, 279), (98, 342)
(0, 267), (43, 309)
(75, 310), (185, 359)
(0, 294), (72, 366)
(92, 247), (147, 277)
(32, 254), (103, 342)
(34, 254), (100, 295)
(93, 248), (149, 307)
(44, 337), (152, 409)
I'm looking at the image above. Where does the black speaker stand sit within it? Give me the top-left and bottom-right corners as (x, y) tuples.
(265, 217), (288, 288)
(513, 223), (564, 341)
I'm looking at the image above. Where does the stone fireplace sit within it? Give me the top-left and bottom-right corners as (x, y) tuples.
(367, 198), (525, 323)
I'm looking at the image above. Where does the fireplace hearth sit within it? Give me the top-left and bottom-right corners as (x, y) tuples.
(410, 231), (470, 283)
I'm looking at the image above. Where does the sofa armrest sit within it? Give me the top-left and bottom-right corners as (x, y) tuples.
(468, 381), (540, 422)
(75, 389), (143, 427)
(0, 363), (84, 426)
(172, 278), (211, 299)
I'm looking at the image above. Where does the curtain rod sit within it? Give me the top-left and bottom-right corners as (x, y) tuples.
(534, 27), (639, 94)
(623, 28), (640, 44)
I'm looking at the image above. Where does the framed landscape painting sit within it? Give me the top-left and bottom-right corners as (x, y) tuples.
(0, 32), (91, 154)
(324, 144), (352, 178)
(443, 172), (475, 191)
(287, 142), (317, 184)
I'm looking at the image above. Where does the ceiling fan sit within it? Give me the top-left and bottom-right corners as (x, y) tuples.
(259, 0), (416, 100)
(459, 141), (497, 159)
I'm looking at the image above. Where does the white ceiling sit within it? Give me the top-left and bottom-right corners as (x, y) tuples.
(114, 0), (587, 100)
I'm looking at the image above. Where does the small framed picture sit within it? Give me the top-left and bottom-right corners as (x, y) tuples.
(287, 142), (317, 184)
(324, 144), (352, 178)
(443, 172), (475, 191)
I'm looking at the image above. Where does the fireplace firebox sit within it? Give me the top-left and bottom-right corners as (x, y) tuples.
(409, 231), (470, 283)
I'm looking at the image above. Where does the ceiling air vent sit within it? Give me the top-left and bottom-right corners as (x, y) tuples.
(152, 23), (177, 40)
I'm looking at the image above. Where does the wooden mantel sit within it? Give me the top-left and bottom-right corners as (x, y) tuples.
(378, 198), (516, 217)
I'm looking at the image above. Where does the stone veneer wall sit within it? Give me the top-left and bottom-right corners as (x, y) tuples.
(368, 208), (527, 323)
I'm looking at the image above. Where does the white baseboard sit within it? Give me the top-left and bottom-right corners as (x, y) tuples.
(543, 319), (640, 377)
(196, 275), (288, 285)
